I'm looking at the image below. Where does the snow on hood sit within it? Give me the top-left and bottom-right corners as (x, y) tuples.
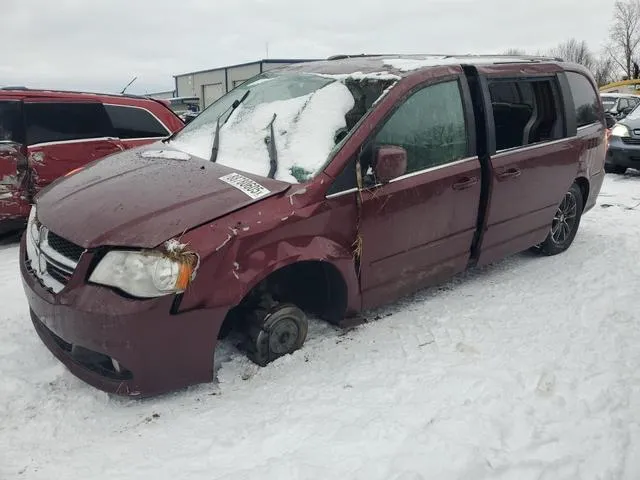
(170, 81), (355, 183)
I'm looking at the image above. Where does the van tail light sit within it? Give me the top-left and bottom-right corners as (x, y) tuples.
(605, 129), (611, 150)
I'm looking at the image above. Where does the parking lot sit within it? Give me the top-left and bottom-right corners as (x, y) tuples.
(1, 172), (639, 479)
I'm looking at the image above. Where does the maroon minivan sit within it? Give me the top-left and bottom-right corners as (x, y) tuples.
(20, 55), (606, 397)
(0, 89), (184, 235)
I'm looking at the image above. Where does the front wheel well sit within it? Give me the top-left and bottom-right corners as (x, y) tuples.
(219, 260), (349, 338)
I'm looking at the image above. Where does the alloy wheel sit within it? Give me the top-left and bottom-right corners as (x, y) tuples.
(551, 191), (578, 244)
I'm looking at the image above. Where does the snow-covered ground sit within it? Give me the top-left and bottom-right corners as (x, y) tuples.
(2, 173), (640, 480)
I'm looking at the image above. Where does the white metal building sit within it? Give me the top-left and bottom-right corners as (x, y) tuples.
(174, 59), (318, 110)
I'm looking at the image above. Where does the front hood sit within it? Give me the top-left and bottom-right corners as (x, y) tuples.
(36, 145), (290, 248)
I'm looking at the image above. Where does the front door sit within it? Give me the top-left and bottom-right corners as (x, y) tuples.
(477, 75), (577, 266)
(357, 79), (482, 310)
(23, 99), (124, 191)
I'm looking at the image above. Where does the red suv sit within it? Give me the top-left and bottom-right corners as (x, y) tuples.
(20, 55), (606, 397)
(0, 89), (184, 235)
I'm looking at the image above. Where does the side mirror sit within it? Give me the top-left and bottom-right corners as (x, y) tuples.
(374, 145), (407, 184)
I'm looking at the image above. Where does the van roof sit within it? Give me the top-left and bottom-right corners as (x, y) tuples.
(277, 54), (568, 78)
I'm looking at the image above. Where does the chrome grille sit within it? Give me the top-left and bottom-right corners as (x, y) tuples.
(47, 232), (84, 262)
(26, 222), (83, 293)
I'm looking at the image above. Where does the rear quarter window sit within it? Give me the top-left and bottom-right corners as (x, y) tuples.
(104, 104), (169, 139)
(0, 101), (24, 144)
(25, 102), (115, 145)
(566, 72), (601, 128)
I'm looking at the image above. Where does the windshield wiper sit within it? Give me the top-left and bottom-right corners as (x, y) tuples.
(264, 113), (278, 178)
(161, 127), (180, 143)
(210, 90), (250, 163)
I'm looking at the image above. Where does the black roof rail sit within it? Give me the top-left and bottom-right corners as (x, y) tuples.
(327, 54), (388, 60)
(486, 54), (565, 62)
(326, 53), (565, 63)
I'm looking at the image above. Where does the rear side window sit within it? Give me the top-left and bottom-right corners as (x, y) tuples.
(24, 102), (115, 145)
(104, 104), (169, 139)
(373, 80), (468, 174)
(0, 101), (24, 144)
(489, 78), (563, 151)
(566, 72), (601, 127)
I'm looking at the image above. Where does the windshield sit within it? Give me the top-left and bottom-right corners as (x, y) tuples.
(0, 101), (24, 144)
(169, 71), (393, 183)
(624, 102), (640, 120)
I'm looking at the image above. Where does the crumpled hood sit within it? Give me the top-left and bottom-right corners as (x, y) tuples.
(35, 145), (290, 248)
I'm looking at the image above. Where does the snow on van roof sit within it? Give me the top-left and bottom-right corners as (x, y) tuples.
(382, 55), (543, 71)
(281, 54), (564, 79)
(315, 71), (401, 81)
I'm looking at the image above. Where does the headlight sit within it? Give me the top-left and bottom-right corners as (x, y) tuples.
(26, 205), (38, 262)
(89, 250), (197, 298)
(611, 124), (631, 138)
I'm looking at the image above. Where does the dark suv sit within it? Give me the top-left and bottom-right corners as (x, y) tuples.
(0, 89), (184, 235)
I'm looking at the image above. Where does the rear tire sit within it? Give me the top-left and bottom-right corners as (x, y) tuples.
(605, 164), (627, 174)
(536, 183), (583, 256)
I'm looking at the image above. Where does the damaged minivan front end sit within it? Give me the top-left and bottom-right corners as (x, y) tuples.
(20, 152), (298, 396)
(20, 65), (397, 396)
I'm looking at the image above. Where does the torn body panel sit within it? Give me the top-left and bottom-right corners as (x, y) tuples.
(0, 143), (34, 230)
(176, 181), (361, 320)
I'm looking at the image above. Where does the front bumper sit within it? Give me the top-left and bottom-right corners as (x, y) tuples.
(607, 137), (640, 169)
(20, 235), (227, 397)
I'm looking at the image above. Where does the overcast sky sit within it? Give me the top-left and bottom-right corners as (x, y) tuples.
(2, 0), (617, 95)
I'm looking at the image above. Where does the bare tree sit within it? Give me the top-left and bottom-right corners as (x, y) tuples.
(503, 48), (526, 55)
(609, 0), (640, 78)
(594, 57), (616, 86)
(549, 39), (595, 69)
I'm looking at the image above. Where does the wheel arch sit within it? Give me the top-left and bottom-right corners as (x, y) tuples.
(217, 237), (361, 337)
(574, 176), (589, 212)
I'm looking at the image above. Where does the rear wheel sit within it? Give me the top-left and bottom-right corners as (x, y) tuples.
(605, 164), (627, 174)
(536, 183), (583, 256)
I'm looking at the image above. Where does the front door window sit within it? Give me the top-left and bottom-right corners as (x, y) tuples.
(369, 80), (468, 177)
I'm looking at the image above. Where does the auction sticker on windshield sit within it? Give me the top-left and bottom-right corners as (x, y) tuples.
(219, 173), (271, 199)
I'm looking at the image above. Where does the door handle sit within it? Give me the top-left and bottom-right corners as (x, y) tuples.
(452, 176), (478, 190)
(497, 168), (521, 180)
